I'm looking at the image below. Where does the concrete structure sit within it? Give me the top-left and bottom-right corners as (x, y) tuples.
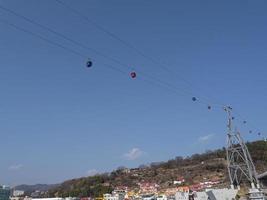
(0, 185), (11, 200)
(175, 188), (237, 200)
(192, 192), (208, 200)
(175, 192), (188, 200)
(206, 188), (238, 200)
(248, 188), (267, 200)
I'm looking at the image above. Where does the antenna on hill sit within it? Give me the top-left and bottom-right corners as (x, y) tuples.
(224, 106), (260, 190)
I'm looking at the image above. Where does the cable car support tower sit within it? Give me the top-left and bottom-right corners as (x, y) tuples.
(225, 106), (266, 199)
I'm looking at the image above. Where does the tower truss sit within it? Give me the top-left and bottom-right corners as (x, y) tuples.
(225, 107), (259, 189)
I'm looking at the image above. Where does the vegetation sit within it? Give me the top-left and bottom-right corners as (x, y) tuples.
(41, 140), (267, 197)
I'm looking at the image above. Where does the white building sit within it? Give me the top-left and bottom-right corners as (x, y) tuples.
(192, 192), (208, 200)
(175, 188), (237, 200)
(175, 192), (188, 200)
(13, 190), (25, 197)
(206, 188), (238, 200)
(103, 194), (119, 200)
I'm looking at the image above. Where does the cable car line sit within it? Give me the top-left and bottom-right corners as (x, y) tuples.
(233, 110), (264, 137)
(54, 0), (225, 107)
(0, 6), (263, 139)
(0, 18), (86, 58)
(0, 16), (203, 102)
(1, 16), (261, 139)
(0, 5), (214, 105)
(0, 5), (128, 69)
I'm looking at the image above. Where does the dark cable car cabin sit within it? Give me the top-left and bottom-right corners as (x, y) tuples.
(86, 59), (93, 68)
(130, 72), (137, 78)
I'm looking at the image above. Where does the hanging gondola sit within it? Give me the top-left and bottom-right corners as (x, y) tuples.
(130, 72), (137, 78)
(208, 105), (211, 110)
(192, 97), (197, 101)
(86, 59), (93, 68)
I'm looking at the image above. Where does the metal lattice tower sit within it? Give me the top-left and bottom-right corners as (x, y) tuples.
(225, 107), (259, 189)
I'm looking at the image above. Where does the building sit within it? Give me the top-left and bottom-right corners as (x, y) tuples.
(138, 183), (159, 194)
(141, 194), (156, 200)
(175, 188), (238, 200)
(103, 194), (118, 200)
(175, 192), (188, 200)
(13, 190), (25, 197)
(103, 189), (127, 200)
(10, 197), (21, 200)
(174, 177), (185, 185)
(0, 185), (11, 200)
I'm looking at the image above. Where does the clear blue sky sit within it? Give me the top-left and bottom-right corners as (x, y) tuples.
(1, 0), (267, 185)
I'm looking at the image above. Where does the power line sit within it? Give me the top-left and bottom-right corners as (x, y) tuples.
(0, 18), (86, 58)
(0, 17), (200, 101)
(0, 4), (127, 68)
(54, 0), (225, 106)
(0, 5), (212, 103)
(233, 110), (264, 137)
(0, 6), (263, 139)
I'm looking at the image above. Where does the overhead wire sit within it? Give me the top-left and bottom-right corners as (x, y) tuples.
(0, 16), (204, 106)
(0, 5), (127, 68)
(0, 5), (213, 105)
(0, 4), (263, 139)
(56, 0), (266, 136)
(233, 110), (264, 138)
(0, 18), (85, 58)
(54, 0), (225, 107)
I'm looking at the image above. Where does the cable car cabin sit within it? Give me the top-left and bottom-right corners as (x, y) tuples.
(130, 72), (137, 78)
(86, 59), (93, 67)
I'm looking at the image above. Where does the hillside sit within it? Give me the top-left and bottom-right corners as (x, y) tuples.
(45, 140), (267, 198)
(14, 184), (59, 196)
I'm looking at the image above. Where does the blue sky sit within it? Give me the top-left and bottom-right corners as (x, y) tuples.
(1, 0), (267, 185)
